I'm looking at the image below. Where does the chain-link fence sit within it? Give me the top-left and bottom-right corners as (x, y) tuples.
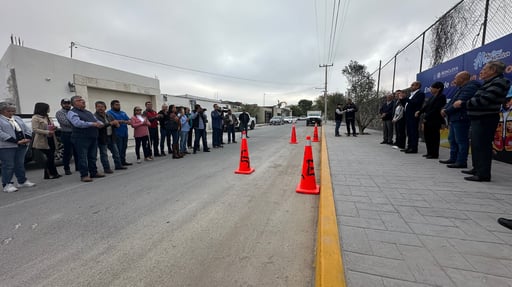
(371, 0), (512, 94)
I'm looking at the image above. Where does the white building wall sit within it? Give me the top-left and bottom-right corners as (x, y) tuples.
(0, 44), (160, 114)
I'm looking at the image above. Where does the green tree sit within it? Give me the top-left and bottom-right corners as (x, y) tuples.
(314, 92), (345, 120)
(289, 105), (303, 117)
(342, 60), (378, 134)
(297, 99), (313, 116)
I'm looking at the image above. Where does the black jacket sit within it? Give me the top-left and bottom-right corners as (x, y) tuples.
(94, 112), (117, 145)
(418, 94), (446, 127)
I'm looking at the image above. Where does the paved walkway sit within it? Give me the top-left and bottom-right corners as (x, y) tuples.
(326, 125), (512, 287)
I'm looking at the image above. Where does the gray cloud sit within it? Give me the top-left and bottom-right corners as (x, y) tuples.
(1, 0), (460, 105)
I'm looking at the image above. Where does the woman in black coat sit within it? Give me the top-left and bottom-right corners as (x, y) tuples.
(415, 81), (447, 159)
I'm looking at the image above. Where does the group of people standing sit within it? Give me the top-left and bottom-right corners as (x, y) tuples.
(1, 96), (252, 190)
(379, 60), (511, 183)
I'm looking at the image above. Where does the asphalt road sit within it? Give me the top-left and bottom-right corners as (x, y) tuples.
(0, 121), (318, 287)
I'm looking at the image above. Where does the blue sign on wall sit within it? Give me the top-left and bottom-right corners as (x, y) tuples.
(418, 33), (512, 99)
(417, 33), (512, 164)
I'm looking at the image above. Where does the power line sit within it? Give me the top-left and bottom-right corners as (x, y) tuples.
(74, 42), (315, 87)
(327, 0), (338, 63)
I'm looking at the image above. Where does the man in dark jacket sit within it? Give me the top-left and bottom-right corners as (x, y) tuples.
(239, 110), (250, 138)
(379, 94), (394, 144)
(403, 81), (426, 153)
(95, 101), (126, 173)
(453, 61), (511, 181)
(67, 96), (104, 182)
(440, 71), (481, 168)
(342, 99), (358, 136)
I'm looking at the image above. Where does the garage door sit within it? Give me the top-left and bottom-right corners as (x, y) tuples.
(87, 87), (153, 139)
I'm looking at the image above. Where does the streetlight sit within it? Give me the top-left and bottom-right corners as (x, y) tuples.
(70, 41), (77, 58)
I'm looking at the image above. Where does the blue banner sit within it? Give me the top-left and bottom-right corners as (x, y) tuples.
(417, 33), (512, 163)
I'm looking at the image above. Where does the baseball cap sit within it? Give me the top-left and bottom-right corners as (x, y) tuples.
(61, 98), (71, 104)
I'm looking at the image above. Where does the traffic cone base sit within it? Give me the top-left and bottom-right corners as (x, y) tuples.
(234, 131), (255, 175)
(296, 183), (320, 194)
(235, 167), (255, 174)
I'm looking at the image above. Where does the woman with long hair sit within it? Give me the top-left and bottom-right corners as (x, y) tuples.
(415, 82), (447, 159)
(32, 102), (61, 179)
(131, 106), (152, 163)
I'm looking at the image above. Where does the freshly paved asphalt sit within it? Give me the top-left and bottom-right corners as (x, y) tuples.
(326, 124), (512, 287)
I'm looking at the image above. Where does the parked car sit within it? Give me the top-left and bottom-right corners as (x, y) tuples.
(269, 116), (284, 125)
(233, 112), (256, 130)
(283, 116), (292, 124)
(306, 116), (322, 126)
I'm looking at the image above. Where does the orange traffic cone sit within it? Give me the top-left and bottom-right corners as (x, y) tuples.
(296, 136), (320, 194)
(235, 131), (255, 174)
(312, 123), (320, 142)
(289, 124), (298, 144)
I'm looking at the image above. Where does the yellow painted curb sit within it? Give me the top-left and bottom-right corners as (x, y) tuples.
(315, 127), (346, 287)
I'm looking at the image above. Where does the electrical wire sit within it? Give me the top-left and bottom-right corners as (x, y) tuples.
(74, 42), (315, 87)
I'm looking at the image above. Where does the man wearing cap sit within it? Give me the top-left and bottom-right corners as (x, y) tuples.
(453, 60), (511, 181)
(55, 98), (77, 175)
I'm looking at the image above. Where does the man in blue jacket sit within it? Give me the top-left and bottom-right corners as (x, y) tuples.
(107, 100), (132, 166)
(440, 71), (481, 168)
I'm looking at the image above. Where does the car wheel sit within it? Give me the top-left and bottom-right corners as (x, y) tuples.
(250, 121), (255, 130)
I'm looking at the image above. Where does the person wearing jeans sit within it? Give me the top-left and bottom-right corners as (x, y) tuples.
(180, 107), (191, 154)
(440, 71), (481, 168)
(0, 102), (35, 193)
(67, 96), (105, 182)
(107, 100), (132, 166)
(95, 101), (126, 173)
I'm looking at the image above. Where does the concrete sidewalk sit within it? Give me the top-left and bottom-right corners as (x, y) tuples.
(326, 125), (512, 287)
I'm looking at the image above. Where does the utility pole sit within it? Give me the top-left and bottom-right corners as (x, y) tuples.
(319, 63), (333, 123)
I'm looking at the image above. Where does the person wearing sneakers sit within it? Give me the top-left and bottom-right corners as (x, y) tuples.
(67, 96), (105, 182)
(0, 102), (36, 192)
(131, 106), (152, 163)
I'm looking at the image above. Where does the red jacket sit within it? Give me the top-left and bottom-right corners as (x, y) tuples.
(143, 109), (159, 129)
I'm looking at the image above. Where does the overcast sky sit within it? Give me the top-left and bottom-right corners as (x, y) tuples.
(1, 0), (461, 106)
